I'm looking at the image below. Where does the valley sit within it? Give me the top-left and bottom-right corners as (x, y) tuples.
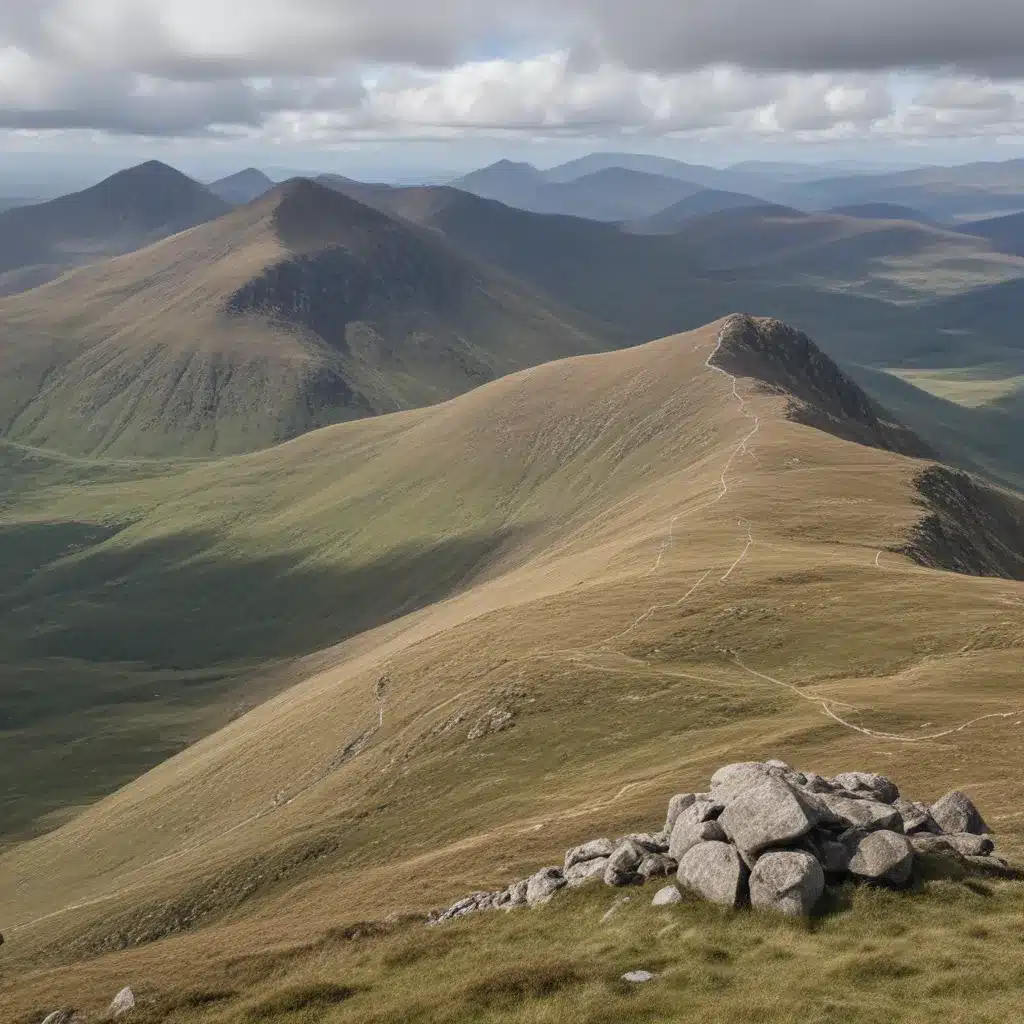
(0, 148), (1022, 1024)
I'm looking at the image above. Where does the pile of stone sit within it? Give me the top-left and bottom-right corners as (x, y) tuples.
(430, 761), (1006, 923)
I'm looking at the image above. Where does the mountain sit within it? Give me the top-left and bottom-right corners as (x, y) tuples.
(453, 162), (703, 221)
(827, 202), (936, 224)
(207, 167), (276, 205)
(766, 160), (1024, 222)
(0, 179), (602, 457)
(0, 161), (230, 290)
(957, 210), (1024, 257)
(626, 188), (774, 233)
(541, 151), (776, 195)
(4, 315), (1023, 1021)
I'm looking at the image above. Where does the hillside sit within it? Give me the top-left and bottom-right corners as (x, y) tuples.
(827, 202), (936, 224)
(207, 168), (276, 205)
(0, 179), (602, 457)
(2, 316), (1024, 1023)
(626, 189), (773, 233)
(0, 161), (229, 290)
(958, 210), (1024, 257)
(453, 162), (703, 221)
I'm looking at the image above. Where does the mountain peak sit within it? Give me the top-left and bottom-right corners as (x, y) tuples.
(711, 314), (931, 458)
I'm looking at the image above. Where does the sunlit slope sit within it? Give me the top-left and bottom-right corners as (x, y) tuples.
(2, 317), (1023, 1018)
(0, 179), (600, 457)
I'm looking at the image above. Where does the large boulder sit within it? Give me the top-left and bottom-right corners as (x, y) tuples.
(604, 840), (647, 886)
(894, 798), (934, 833)
(668, 818), (727, 862)
(677, 841), (748, 908)
(626, 832), (669, 854)
(847, 830), (914, 886)
(526, 867), (567, 906)
(749, 851), (825, 917)
(911, 833), (994, 858)
(815, 793), (903, 833)
(831, 772), (899, 804)
(930, 791), (990, 836)
(710, 763), (774, 803)
(108, 988), (136, 1019)
(718, 776), (819, 858)
(564, 838), (616, 871)
(665, 793), (697, 832)
(565, 857), (610, 887)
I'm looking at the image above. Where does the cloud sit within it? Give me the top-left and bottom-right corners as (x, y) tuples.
(0, 1), (1023, 142)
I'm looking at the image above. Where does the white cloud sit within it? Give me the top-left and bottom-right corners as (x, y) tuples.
(1, 1), (1024, 144)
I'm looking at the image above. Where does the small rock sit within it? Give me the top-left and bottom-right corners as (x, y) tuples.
(565, 857), (610, 887)
(945, 833), (996, 857)
(831, 772), (899, 804)
(930, 791), (990, 836)
(564, 838), (616, 871)
(965, 855), (1015, 877)
(638, 854), (676, 880)
(847, 830), (914, 886)
(677, 841), (748, 908)
(665, 793), (697, 832)
(668, 817), (726, 862)
(108, 987), (136, 1018)
(526, 867), (566, 906)
(505, 879), (529, 908)
(626, 832), (669, 853)
(749, 851), (825, 917)
(719, 776), (819, 858)
(41, 1013), (73, 1024)
(622, 970), (655, 983)
(800, 772), (835, 794)
(652, 885), (683, 906)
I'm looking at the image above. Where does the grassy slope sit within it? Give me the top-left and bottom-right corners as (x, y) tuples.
(2, 319), (1023, 1021)
(0, 180), (601, 457)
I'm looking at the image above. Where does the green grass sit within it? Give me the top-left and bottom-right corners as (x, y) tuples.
(42, 874), (1024, 1024)
(886, 367), (1024, 408)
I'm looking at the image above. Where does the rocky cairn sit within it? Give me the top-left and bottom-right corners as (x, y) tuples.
(430, 761), (1005, 923)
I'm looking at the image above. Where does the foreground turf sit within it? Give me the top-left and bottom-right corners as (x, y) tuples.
(16, 867), (1024, 1024)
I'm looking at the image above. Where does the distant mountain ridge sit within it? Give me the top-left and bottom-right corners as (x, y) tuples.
(0, 160), (229, 293)
(0, 178), (603, 456)
(208, 168), (276, 205)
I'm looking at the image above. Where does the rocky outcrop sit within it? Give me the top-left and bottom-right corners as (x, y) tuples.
(429, 762), (1007, 925)
(711, 315), (932, 459)
(897, 466), (1024, 581)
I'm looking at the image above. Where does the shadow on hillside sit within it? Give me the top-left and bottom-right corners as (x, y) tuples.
(1, 524), (530, 668)
(0, 523), (530, 844)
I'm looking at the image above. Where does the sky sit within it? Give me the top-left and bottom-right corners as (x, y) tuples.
(2, 0), (1024, 188)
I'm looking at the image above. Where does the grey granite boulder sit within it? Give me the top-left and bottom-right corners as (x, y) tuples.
(639, 854), (677, 880)
(719, 776), (819, 858)
(505, 879), (529, 908)
(816, 793), (903, 833)
(710, 762), (773, 803)
(652, 885), (683, 906)
(749, 850), (825, 917)
(526, 867), (567, 906)
(831, 772), (899, 804)
(911, 833), (994, 858)
(847, 830), (914, 886)
(604, 840), (647, 886)
(930, 791), (990, 836)
(894, 798), (933, 833)
(564, 838), (616, 871)
(627, 832), (670, 854)
(565, 857), (610, 887)
(668, 817), (727, 862)
(665, 793), (697, 832)
(108, 988), (136, 1019)
(677, 841), (748, 908)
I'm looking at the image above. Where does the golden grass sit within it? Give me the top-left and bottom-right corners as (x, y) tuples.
(887, 367), (1024, 408)
(1, 319), (1022, 1021)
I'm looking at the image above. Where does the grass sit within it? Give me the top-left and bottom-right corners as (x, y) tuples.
(886, 367), (1024, 408)
(13, 876), (1024, 1024)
